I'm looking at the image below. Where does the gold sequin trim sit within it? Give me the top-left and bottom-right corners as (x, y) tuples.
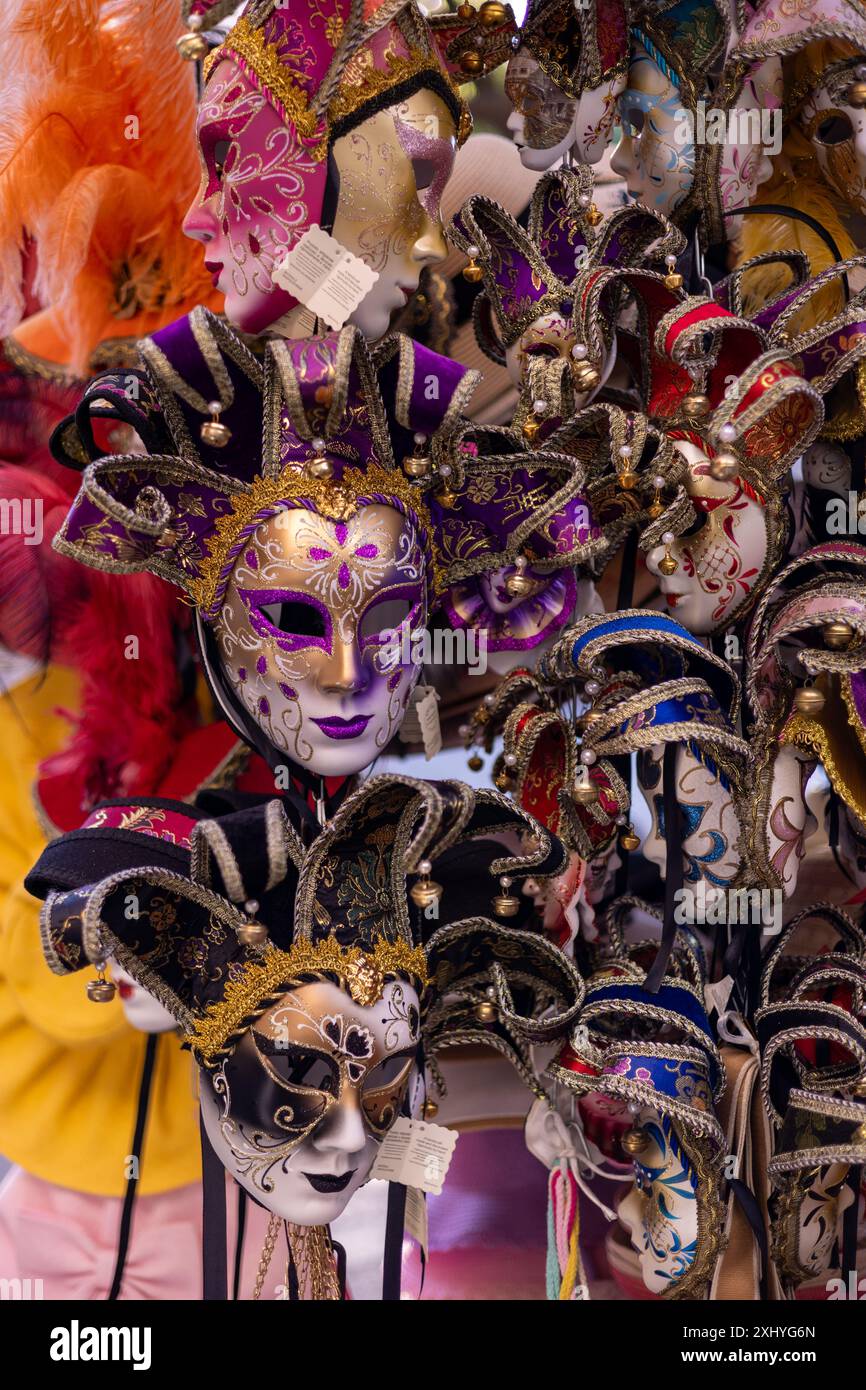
(186, 935), (429, 1061)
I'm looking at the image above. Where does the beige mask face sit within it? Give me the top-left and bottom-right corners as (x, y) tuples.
(639, 741), (742, 903)
(200, 978), (419, 1225)
(801, 77), (866, 216)
(330, 88), (456, 339)
(645, 440), (769, 635)
(213, 503), (426, 775)
(796, 1162), (855, 1279)
(764, 745), (817, 899)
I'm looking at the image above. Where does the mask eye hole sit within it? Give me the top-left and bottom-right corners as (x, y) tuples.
(213, 138), (231, 178)
(260, 600), (327, 638)
(620, 105), (645, 137)
(411, 157), (436, 192)
(256, 1037), (340, 1094)
(815, 112), (854, 144)
(523, 342), (561, 359)
(362, 1054), (414, 1093)
(360, 596), (415, 644)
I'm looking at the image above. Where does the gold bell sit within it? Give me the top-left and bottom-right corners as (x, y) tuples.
(238, 920), (269, 947)
(848, 80), (866, 107)
(647, 488), (664, 519)
(467, 753), (483, 772)
(573, 363), (601, 392)
(794, 685), (825, 715)
(403, 454), (430, 478)
(479, 0), (508, 22)
(681, 392), (711, 420)
(177, 31), (209, 61)
(506, 556), (534, 598)
(457, 0), (475, 15)
(436, 486), (458, 508)
(618, 467), (639, 491)
(658, 544), (678, 577)
(586, 204), (603, 227)
(200, 400), (231, 448)
(710, 450), (738, 482)
(87, 973), (116, 1004)
(492, 879), (521, 916)
(621, 1126), (650, 1157)
(460, 49), (484, 75)
(495, 767), (515, 791)
(475, 999), (498, 1023)
(620, 826), (641, 852)
(462, 256), (484, 284)
(573, 771), (598, 806)
(522, 415), (542, 441)
(853, 1121), (866, 1142)
(411, 864), (444, 910)
(823, 620), (855, 650)
(664, 270), (683, 291)
(422, 1099), (440, 1120)
(306, 455), (334, 480)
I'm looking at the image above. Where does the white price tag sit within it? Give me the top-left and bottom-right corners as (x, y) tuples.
(369, 1117), (458, 1195)
(273, 225), (378, 329)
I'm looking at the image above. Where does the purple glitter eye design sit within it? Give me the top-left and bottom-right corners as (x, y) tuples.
(240, 589), (332, 653)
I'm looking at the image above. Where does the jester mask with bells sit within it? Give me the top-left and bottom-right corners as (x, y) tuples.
(607, 270), (824, 636)
(178, 0), (471, 339)
(503, 0), (631, 168)
(539, 611), (753, 988)
(29, 774), (582, 1296)
(448, 166), (684, 438)
(610, 0), (728, 223)
(53, 315), (600, 775)
(746, 542), (866, 896)
(548, 935), (727, 1300)
(754, 906), (866, 1294)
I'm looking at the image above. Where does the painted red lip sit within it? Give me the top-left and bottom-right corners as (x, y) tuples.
(664, 593), (681, 608)
(399, 286), (416, 303)
(118, 982), (135, 1000)
(205, 260), (223, 287)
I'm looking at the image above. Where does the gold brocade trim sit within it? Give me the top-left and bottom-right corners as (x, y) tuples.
(204, 18), (328, 156)
(326, 50), (467, 139)
(189, 460), (440, 611)
(186, 936), (429, 1061)
(782, 679), (866, 824)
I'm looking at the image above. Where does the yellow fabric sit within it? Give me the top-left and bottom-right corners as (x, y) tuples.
(0, 666), (200, 1195)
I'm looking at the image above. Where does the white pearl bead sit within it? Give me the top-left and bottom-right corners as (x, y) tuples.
(653, 475), (665, 488)
(619, 445), (632, 458)
(533, 399), (547, 414)
(244, 899), (259, 915)
(440, 464), (452, 477)
(662, 531), (675, 545)
(500, 876), (513, 888)
(312, 437), (326, 453)
(665, 255), (676, 269)
(466, 245), (480, 259)
(718, 423), (736, 444)
(583, 748), (597, 765)
(616, 814), (626, 826)
(505, 753), (517, 766)
(578, 194), (591, 207)
(459, 723), (471, 737)
(571, 342), (588, 360)
(419, 859), (432, 876)
(484, 693), (495, 706)
(414, 432), (427, 446)
(585, 680), (600, 695)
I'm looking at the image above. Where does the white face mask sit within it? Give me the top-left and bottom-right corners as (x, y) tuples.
(199, 979), (419, 1226)
(639, 741), (742, 905)
(213, 504), (425, 775)
(610, 48), (695, 214)
(801, 80), (866, 217)
(764, 745), (817, 899)
(504, 48), (625, 168)
(645, 440), (770, 635)
(802, 440), (851, 498)
(109, 959), (177, 1034)
(503, 312), (618, 395)
(618, 1105), (699, 1293)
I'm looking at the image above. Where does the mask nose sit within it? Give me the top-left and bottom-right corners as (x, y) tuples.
(311, 1084), (368, 1160)
(183, 192), (219, 245)
(319, 638), (370, 695)
(609, 134), (632, 179)
(412, 211), (447, 268)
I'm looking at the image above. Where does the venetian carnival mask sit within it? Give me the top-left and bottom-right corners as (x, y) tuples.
(716, 60), (781, 227)
(185, 63), (455, 338)
(800, 63), (866, 217)
(610, 45), (695, 214)
(618, 1106), (700, 1293)
(213, 504), (425, 776)
(645, 440), (773, 636)
(200, 978), (420, 1225)
(504, 47), (623, 168)
(638, 741), (743, 899)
